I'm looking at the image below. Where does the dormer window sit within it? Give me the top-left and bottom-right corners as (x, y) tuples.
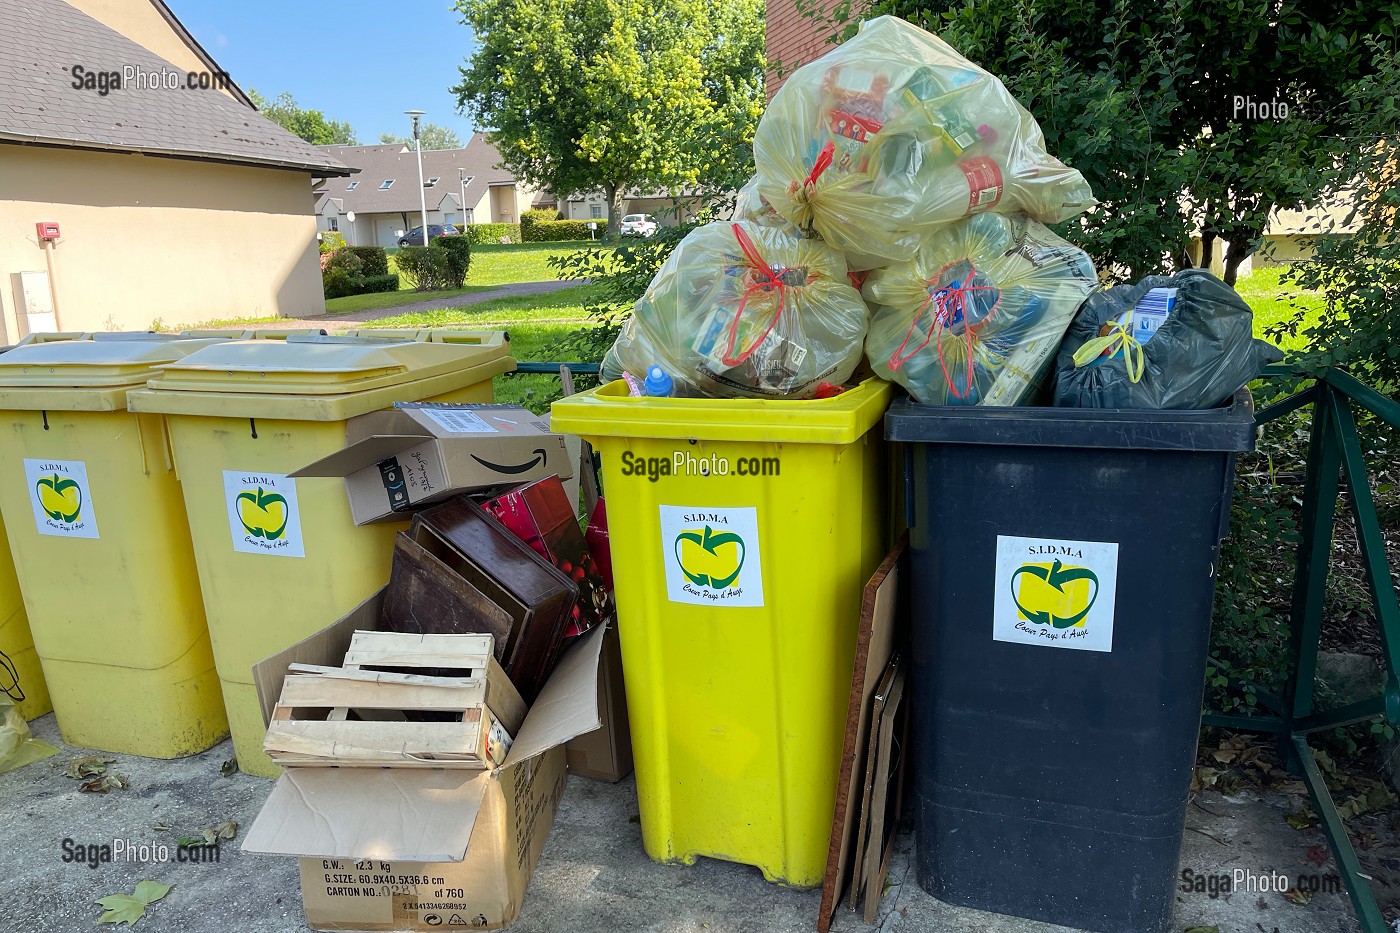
(425, 177), (440, 187)
(379, 180), (395, 189)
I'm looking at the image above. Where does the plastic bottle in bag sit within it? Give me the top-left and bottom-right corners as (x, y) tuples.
(864, 212), (1097, 405)
(753, 15), (1096, 269)
(603, 220), (870, 398)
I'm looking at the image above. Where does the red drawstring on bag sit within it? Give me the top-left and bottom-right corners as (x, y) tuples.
(887, 264), (1000, 399)
(722, 224), (797, 367)
(787, 140), (836, 199)
(803, 140), (835, 188)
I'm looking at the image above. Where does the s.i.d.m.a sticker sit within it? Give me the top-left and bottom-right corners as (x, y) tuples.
(660, 505), (764, 607)
(992, 534), (1118, 652)
(25, 458), (99, 539)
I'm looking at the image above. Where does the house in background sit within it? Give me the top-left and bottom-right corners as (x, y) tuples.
(0, 0), (349, 338)
(314, 136), (544, 247)
(558, 189), (712, 226)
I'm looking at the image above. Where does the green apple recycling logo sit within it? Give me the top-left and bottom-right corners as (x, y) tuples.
(235, 486), (290, 541)
(1011, 558), (1099, 629)
(674, 525), (745, 589)
(36, 474), (82, 523)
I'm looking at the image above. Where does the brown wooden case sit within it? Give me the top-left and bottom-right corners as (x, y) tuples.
(382, 497), (578, 702)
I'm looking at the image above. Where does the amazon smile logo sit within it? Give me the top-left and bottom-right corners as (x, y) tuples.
(472, 448), (548, 475)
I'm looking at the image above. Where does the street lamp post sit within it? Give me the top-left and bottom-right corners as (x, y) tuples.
(405, 109), (429, 247)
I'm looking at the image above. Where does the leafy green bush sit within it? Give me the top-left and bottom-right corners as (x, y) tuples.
(318, 231), (347, 254)
(396, 246), (450, 291)
(321, 246), (363, 298)
(358, 273), (400, 295)
(430, 236), (471, 288)
(345, 246), (389, 277)
(523, 219), (593, 242)
(521, 207), (562, 226)
(459, 223), (522, 245)
(1265, 42), (1400, 392)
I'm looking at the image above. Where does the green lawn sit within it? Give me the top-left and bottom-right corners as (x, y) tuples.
(1234, 264), (1325, 355)
(465, 242), (597, 286)
(321, 242), (598, 315)
(353, 285), (599, 414)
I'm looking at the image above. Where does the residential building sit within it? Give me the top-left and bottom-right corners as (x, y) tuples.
(0, 0), (350, 338)
(313, 137), (543, 247)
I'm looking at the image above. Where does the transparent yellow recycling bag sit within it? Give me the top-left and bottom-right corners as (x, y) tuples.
(603, 220), (869, 398)
(0, 692), (57, 773)
(754, 15), (1096, 269)
(864, 212), (1098, 406)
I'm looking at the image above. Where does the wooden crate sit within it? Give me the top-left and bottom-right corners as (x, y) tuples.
(264, 630), (526, 769)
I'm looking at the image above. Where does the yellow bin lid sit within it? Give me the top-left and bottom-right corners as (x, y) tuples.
(550, 378), (893, 446)
(0, 337), (227, 411)
(127, 333), (514, 422)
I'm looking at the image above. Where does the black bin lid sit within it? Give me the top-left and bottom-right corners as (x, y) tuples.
(884, 388), (1257, 453)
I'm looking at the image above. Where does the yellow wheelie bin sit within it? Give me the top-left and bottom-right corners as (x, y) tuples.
(126, 334), (514, 777)
(0, 338), (230, 756)
(550, 378), (892, 887)
(0, 345), (49, 722)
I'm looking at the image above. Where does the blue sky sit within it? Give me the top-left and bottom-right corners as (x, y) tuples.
(170, 0), (479, 145)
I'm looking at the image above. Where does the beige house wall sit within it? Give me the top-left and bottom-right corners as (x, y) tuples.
(61, 0), (243, 103)
(0, 145), (324, 338)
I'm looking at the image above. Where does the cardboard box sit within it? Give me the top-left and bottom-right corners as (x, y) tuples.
(292, 404), (573, 525)
(482, 476), (613, 637)
(565, 619), (634, 782)
(244, 588), (604, 932)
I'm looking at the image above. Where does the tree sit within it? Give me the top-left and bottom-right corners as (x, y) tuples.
(379, 124), (464, 150)
(452, 0), (764, 235)
(806, 0), (1399, 284)
(249, 90), (357, 146)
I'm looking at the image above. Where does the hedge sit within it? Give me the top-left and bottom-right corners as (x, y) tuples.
(358, 273), (400, 295)
(459, 223), (522, 245)
(522, 219), (593, 242)
(345, 246), (389, 277)
(321, 246), (401, 299)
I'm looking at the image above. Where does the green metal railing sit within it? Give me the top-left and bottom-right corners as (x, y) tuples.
(1202, 364), (1400, 932)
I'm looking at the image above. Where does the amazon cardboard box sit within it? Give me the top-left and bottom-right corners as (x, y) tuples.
(292, 403), (572, 525)
(243, 589), (604, 932)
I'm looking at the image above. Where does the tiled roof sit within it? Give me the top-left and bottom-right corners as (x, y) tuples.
(314, 134), (518, 213)
(0, 0), (351, 175)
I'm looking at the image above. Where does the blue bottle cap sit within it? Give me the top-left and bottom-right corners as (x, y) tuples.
(644, 365), (674, 397)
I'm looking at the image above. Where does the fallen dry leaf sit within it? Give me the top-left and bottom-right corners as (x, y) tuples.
(95, 880), (172, 926)
(79, 773), (128, 794)
(66, 755), (115, 779)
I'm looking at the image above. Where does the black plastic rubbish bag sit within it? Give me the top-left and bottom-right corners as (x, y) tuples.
(1053, 269), (1283, 410)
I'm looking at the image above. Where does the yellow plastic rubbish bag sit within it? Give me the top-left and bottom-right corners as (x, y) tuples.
(733, 176), (796, 231)
(603, 220), (869, 398)
(0, 692), (58, 773)
(754, 15), (1096, 269)
(864, 212), (1097, 406)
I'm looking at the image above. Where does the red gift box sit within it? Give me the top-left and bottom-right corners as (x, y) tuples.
(483, 476), (612, 636)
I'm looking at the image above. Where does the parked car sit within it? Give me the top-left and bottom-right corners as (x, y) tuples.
(396, 224), (459, 246)
(619, 214), (658, 237)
